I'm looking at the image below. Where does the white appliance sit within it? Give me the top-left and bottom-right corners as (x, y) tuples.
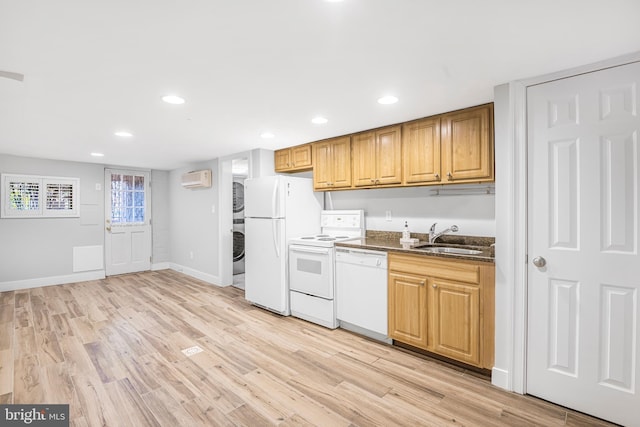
(244, 175), (322, 315)
(232, 178), (245, 275)
(335, 247), (390, 343)
(181, 169), (212, 188)
(288, 210), (365, 329)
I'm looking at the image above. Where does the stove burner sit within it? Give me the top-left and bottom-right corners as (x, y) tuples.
(316, 234), (330, 237)
(335, 236), (351, 239)
(300, 236), (315, 239)
(318, 237), (336, 241)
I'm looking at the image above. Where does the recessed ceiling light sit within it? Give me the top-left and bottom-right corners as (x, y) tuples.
(91, 152), (104, 157)
(377, 95), (398, 105)
(162, 95), (185, 105)
(311, 116), (328, 124)
(260, 132), (275, 139)
(325, 0), (344, 2)
(114, 131), (133, 137)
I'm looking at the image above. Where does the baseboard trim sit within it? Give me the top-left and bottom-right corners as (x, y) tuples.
(169, 263), (227, 287)
(151, 262), (171, 271)
(0, 270), (106, 292)
(491, 367), (511, 391)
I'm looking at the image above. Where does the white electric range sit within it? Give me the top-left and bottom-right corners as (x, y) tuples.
(288, 210), (365, 329)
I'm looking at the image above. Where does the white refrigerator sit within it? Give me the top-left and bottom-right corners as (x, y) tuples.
(244, 175), (322, 315)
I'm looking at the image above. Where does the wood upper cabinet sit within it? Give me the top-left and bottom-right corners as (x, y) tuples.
(440, 103), (494, 183)
(402, 117), (441, 184)
(274, 144), (312, 172)
(276, 103), (493, 188)
(312, 136), (351, 190)
(388, 253), (495, 369)
(352, 125), (402, 187)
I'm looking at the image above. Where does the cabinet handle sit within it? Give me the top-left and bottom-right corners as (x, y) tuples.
(370, 179), (375, 183)
(420, 281), (425, 285)
(287, 163), (290, 167)
(434, 173), (440, 180)
(432, 284), (437, 288)
(375, 179), (380, 184)
(292, 162), (296, 166)
(447, 172), (453, 180)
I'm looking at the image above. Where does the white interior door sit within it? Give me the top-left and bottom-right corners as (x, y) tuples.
(527, 61), (640, 426)
(105, 169), (151, 276)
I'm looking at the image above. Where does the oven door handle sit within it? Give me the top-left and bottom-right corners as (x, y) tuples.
(289, 245), (331, 255)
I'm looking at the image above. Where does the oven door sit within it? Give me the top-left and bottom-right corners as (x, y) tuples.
(288, 244), (334, 299)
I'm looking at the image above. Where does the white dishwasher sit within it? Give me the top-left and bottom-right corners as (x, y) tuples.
(335, 247), (391, 343)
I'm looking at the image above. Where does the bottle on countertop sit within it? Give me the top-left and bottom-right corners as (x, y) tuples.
(402, 221), (410, 240)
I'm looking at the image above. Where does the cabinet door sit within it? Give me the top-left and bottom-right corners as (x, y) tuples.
(352, 131), (377, 187)
(441, 104), (493, 182)
(376, 125), (402, 185)
(402, 117), (441, 184)
(329, 136), (352, 189)
(312, 141), (333, 190)
(291, 144), (312, 170)
(388, 271), (428, 349)
(274, 148), (291, 172)
(429, 279), (481, 366)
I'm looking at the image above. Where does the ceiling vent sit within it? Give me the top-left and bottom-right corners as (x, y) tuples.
(181, 169), (212, 188)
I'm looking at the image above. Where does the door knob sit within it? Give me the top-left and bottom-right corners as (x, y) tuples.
(106, 226), (111, 233)
(532, 256), (546, 268)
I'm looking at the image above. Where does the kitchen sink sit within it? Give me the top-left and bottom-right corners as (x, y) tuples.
(414, 245), (484, 255)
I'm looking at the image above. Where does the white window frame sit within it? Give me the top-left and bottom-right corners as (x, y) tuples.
(1, 173), (80, 218)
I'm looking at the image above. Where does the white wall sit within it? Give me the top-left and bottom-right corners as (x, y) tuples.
(0, 154), (105, 288)
(327, 185), (495, 236)
(151, 169), (171, 267)
(0, 154), (171, 289)
(168, 160), (221, 283)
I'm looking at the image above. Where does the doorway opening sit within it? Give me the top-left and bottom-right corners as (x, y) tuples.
(231, 158), (248, 289)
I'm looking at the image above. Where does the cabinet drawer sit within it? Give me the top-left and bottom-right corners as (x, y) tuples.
(389, 253), (480, 284)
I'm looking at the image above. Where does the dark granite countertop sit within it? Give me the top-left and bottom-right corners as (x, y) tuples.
(336, 231), (495, 263)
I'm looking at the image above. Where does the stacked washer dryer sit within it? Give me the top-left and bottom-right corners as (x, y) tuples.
(232, 177), (245, 277)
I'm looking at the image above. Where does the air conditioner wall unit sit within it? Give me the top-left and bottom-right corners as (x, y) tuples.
(181, 169), (212, 188)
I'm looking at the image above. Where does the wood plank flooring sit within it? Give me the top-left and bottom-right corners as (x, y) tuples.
(0, 270), (615, 426)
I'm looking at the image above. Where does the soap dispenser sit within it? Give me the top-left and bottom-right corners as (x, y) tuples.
(402, 221), (410, 240)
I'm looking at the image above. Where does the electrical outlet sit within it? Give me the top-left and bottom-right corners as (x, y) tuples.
(385, 210), (392, 221)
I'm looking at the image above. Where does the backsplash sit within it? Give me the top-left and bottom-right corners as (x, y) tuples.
(326, 185), (495, 237)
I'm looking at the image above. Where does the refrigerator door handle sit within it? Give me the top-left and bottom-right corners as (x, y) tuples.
(272, 219), (281, 258)
(271, 178), (278, 218)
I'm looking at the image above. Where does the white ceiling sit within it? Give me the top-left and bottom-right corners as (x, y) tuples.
(1, 1), (639, 171)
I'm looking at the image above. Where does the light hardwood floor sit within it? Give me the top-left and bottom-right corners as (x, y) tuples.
(0, 270), (614, 426)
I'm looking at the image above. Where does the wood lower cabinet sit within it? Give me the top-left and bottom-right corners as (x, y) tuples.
(388, 253), (495, 369)
(388, 271), (428, 348)
(274, 144), (312, 172)
(429, 279), (481, 366)
(352, 125), (402, 187)
(312, 136), (351, 190)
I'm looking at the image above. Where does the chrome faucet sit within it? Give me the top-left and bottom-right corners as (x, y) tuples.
(429, 223), (459, 244)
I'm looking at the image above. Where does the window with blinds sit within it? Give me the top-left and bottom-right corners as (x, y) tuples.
(1, 174), (80, 218)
